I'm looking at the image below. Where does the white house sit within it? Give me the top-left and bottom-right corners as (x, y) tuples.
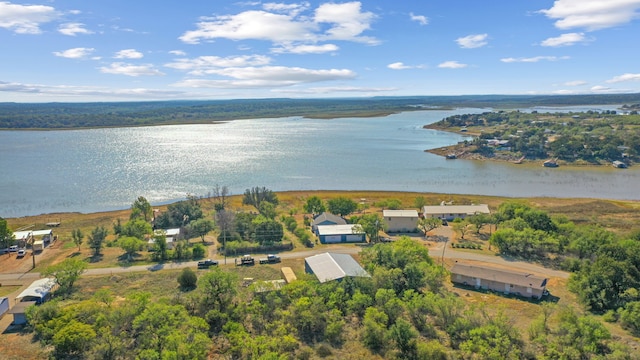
(422, 204), (490, 221)
(149, 228), (181, 250)
(383, 209), (419, 233)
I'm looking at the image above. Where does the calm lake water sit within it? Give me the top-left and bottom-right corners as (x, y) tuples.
(1, 107), (638, 217)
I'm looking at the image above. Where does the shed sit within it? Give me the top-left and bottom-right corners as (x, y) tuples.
(150, 228), (181, 250)
(305, 253), (370, 283)
(451, 263), (548, 299)
(316, 224), (366, 244)
(383, 209), (419, 233)
(423, 204), (490, 221)
(311, 212), (347, 234)
(16, 278), (56, 304)
(9, 301), (36, 325)
(0, 297), (9, 319)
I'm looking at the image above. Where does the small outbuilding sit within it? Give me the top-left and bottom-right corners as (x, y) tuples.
(305, 252), (370, 283)
(9, 301), (37, 325)
(316, 224), (366, 244)
(150, 228), (181, 250)
(383, 209), (419, 233)
(451, 263), (548, 299)
(16, 278), (56, 304)
(423, 204), (490, 221)
(280, 267), (297, 284)
(311, 212), (347, 234)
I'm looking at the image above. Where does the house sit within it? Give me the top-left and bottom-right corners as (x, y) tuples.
(311, 212), (347, 234)
(422, 204), (490, 221)
(149, 228), (181, 250)
(316, 224), (366, 244)
(450, 263), (548, 299)
(305, 253), (370, 283)
(383, 209), (419, 233)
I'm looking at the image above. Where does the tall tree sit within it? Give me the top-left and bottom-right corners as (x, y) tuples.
(304, 196), (326, 215)
(71, 228), (84, 252)
(242, 186), (279, 210)
(118, 236), (144, 261)
(130, 196), (153, 222)
(121, 219), (153, 240)
(418, 217), (441, 238)
(468, 213), (491, 234)
(0, 217), (15, 250)
(188, 218), (215, 242)
(88, 226), (108, 257)
(327, 197), (358, 217)
(212, 184), (231, 211)
(42, 258), (88, 294)
(254, 220), (284, 245)
(357, 213), (386, 243)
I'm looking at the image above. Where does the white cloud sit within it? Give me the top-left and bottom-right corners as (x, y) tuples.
(99, 63), (164, 76)
(169, 50), (187, 56)
(271, 43), (339, 54)
(58, 22), (92, 36)
(606, 73), (640, 83)
(0, 1), (59, 34)
(273, 85), (396, 94)
(500, 55), (570, 63)
(53, 47), (95, 59)
(180, 1), (378, 46)
(591, 85), (612, 92)
(0, 80), (186, 99)
(456, 34), (488, 49)
(540, 32), (587, 47)
(262, 2), (310, 16)
(438, 61), (467, 69)
(114, 49), (144, 59)
(387, 62), (424, 70)
(172, 66), (355, 88)
(564, 80), (587, 86)
(409, 12), (428, 25)
(540, 0), (640, 31)
(165, 55), (272, 75)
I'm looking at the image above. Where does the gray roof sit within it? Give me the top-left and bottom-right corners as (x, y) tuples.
(312, 212), (347, 226)
(383, 209), (419, 217)
(451, 263), (547, 290)
(305, 252), (370, 283)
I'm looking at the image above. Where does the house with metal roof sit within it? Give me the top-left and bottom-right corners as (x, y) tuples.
(316, 224), (366, 244)
(311, 212), (347, 234)
(383, 209), (419, 233)
(451, 263), (548, 299)
(423, 204), (490, 221)
(305, 252), (370, 283)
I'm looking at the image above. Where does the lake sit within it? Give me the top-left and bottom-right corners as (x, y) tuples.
(1, 107), (638, 217)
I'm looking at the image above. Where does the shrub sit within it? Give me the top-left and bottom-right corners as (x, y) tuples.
(192, 244), (206, 259)
(177, 268), (197, 290)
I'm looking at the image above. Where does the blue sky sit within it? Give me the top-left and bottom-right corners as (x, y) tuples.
(1, 0), (639, 102)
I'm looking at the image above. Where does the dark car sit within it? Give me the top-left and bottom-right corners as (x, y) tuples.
(197, 259), (218, 269)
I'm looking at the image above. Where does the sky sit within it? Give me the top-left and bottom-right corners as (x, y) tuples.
(1, 0), (640, 102)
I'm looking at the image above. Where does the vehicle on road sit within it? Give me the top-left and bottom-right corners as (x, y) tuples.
(259, 254), (281, 264)
(9, 245), (18, 252)
(17, 249), (26, 258)
(197, 259), (218, 269)
(236, 254), (255, 266)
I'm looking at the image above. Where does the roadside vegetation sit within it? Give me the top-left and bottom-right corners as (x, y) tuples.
(4, 190), (640, 358)
(426, 109), (640, 166)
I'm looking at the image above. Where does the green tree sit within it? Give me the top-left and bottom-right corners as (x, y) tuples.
(619, 301), (640, 336)
(390, 318), (418, 360)
(460, 323), (522, 360)
(121, 219), (153, 240)
(304, 195), (326, 215)
(254, 220), (284, 245)
(362, 307), (389, 354)
(52, 320), (96, 357)
(327, 197), (358, 217)
(418, 217), (441, 238)
(178, 267), (198, 290)
(258, 201), (278, 219)
(118, 236), (144, 261)
(0, 217), (15, 250)
(242, 186), (279, 210)
(130, 196), (153, 222)
(453, 221), (470, 239)
(357, 213), (386, 243)
(197, 268), (238, 314)
(42, 258), (88, 294)
(188, 218), (215, 242)
(152, 234), (168, 261)
(413, 196), (427, 210)
(88, 226), (108, 257)
(468, 213), (491, 234)
(71, 228), (84, 252)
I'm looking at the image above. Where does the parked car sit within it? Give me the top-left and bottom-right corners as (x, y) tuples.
(197, 259), (218, 269)
(259, 254), (281, 264)
(235, 254), (255, 266)
(16, 249), (26, 258)
(9, 245), (18, 252)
